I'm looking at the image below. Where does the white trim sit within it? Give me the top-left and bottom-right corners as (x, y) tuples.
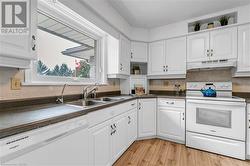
(25, 0), (108, 85)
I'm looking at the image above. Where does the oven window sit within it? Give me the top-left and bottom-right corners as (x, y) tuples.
(196, 108), (232, 128)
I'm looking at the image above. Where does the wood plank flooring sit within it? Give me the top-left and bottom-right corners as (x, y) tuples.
(114, 139), (250, 166)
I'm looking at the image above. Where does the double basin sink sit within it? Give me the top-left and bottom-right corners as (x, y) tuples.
(67, 96), (128, 108)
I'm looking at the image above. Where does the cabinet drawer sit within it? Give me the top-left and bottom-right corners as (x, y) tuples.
(88, 100), (137, 127)
(186, 132), (245, 160)
(112, 100), (137, 117)
(158, 98), (185, 108)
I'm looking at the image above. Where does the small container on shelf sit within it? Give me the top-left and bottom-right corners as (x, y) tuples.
(207, 23), (214, 29)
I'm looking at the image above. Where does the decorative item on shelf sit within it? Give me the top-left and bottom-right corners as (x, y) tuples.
(200, 23), (208, 30)
(194, 22), (200, 31)
(135, 84), (145, 96)
(132, 65), (141, 75)
(207, 22), (214, 29)
(213, 21), (221, 27)
(228, 17), (235, 25)
(219, 16), (229, 26)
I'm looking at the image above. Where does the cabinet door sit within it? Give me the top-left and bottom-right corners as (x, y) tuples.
(120, 35), (130, 75)
(127, 108), (138, 146)
(148, 41), (165, 75)
(0, 0), (37, 68)
(138, 99), (156, 138)
(237, 24), (250, 73)
(157, 107), (185, 142)
(187, 32), (209, 62)
(112, 113), (128, 163)
(210, 27), (237, 60)
(3, 128), (89, 166)
(89, 120), (112, 166)
(165, 37), (186, 75)
(131, 42), (148, 62)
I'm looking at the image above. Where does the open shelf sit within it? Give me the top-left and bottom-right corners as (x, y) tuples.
(188, 12), (237, 33)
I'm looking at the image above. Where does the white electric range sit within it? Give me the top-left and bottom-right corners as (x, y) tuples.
(186, 82), (246, 160)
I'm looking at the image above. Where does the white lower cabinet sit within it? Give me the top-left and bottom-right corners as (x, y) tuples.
(111, 113), (128, 163)
(138, 98), (157, 138)
(157, 98), (185, 143)
(89, 100), (138, 166)
(89, 119), (112, 166)
(127, 108), (138, 146)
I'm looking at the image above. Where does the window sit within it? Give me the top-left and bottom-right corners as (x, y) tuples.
(25, 0), (107, 85)
(36, 12), (96, 79)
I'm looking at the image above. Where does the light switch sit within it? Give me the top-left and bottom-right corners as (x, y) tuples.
(11, 78), (21, 90)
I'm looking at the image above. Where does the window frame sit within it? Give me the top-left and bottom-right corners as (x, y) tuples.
(24, 0), (108, 85)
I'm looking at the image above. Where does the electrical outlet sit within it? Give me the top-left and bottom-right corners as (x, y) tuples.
(11, 78), (21, 90)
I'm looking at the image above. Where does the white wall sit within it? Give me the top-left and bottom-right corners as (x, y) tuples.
(60, 1), (250, 42)
(131, 27), (149, 42)
(59, 0), (120, 39)
(80, 0), (132, 39)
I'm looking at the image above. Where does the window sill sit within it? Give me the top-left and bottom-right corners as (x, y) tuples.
(22, 81), (108, 86)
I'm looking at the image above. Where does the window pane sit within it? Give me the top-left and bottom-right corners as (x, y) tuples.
(36, 12), (96, 79)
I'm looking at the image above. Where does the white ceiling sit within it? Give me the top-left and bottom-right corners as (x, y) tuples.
(108, 0), (250, 28)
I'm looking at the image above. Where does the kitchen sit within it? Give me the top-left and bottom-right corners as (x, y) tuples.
(0, 0), (250, 165)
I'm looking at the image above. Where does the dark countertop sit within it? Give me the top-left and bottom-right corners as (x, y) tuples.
(0, 94), (185, 139)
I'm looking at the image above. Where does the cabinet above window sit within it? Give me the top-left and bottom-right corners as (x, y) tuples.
(0, 0), (37, 69)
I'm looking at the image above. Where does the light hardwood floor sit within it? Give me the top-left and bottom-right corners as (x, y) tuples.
(114, 139), (250, 166)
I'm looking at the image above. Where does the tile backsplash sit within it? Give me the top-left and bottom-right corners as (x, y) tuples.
(0, 68), (120, 100)
(149, 69), (250, 93)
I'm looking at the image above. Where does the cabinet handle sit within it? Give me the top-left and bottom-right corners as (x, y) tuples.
(182, 112), (185, 120)
(131, 103), (135, 106)
(128, 116), (131, 124)
(32, 35), (36, 51)
(249, 120), (250, 128)
(166, 101), (174, 105)
(210, 49), (213, 56)
(131, 53), (133, 59)
(206, 49), (210, 57)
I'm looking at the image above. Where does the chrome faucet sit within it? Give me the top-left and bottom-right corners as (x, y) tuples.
(56, 84), (68, 104)
(82, 85), (98, 101)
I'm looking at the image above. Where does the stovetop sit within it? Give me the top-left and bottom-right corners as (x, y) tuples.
(186, 82), (245, 102)
(186, 95), (245, 102)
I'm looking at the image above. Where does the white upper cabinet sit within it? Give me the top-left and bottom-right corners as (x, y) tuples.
(107, 34), (130, 78)
(165, 37), (186, 75)
(234, 24), (250, 77)
(187, 32), (210, 62)
(119, 35), (131, 75)
(148, 37), (186, 78)
(131, 42), (148, 62)
(187, 27), (237, 69)
(210, 27), (237, 60)
(0, 0), (37, 68)
(148, 41), (166, 75)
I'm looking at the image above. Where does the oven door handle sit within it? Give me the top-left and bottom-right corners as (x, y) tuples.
(187, 100), (245, 106)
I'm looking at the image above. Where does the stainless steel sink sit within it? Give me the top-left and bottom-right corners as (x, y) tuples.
(67, 99), (106, 107)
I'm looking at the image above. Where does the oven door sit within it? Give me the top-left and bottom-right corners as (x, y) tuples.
(186, 99), (246, 141)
